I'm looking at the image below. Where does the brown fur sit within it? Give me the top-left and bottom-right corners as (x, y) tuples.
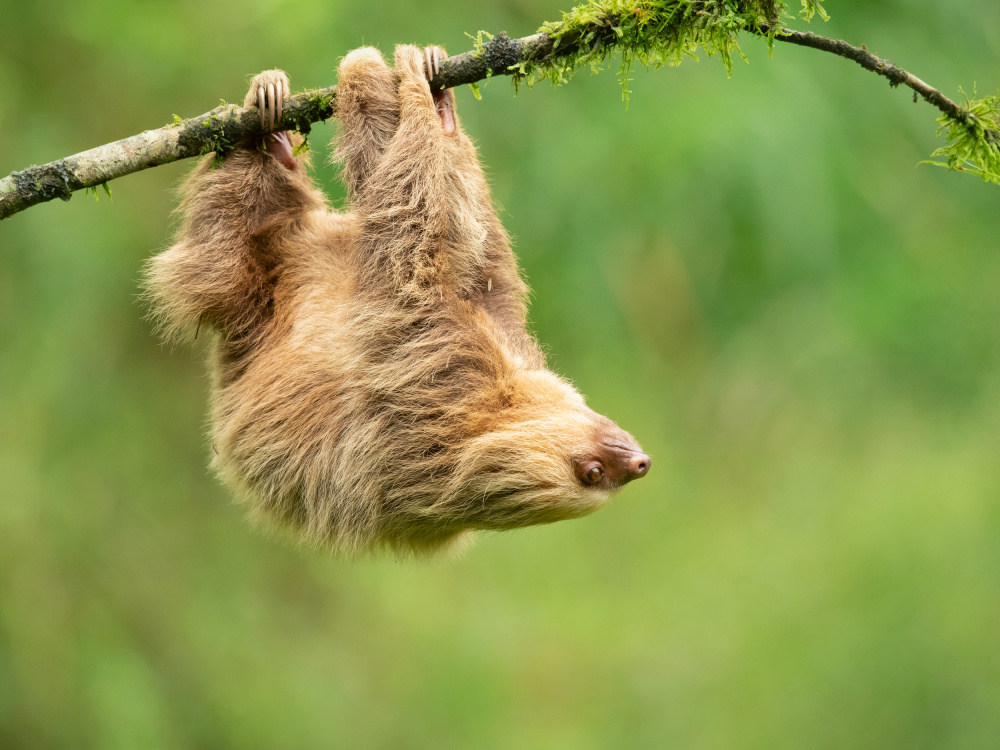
(144, 46), (649, 555)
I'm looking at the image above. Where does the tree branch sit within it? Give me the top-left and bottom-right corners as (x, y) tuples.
(759, 25), (968, 124)
(0, 88), (338, 220)
(0, 31), (548, 221)
(2, 4), (996, 220)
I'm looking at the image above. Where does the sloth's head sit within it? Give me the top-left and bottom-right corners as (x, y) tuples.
(404, 369), (650, 551)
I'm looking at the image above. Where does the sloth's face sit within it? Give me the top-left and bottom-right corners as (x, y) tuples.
(442, 370), (651, 531)
(572, 417), (651, 492)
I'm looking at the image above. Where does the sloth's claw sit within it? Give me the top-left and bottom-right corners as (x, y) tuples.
(424, 45), (446, 82)
(242, 71), (294, 167)
(422, 46), (456, 136)
(246, 70), (290, 133)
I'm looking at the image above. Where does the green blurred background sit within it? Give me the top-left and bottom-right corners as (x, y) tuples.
(2, 0), (999, 747)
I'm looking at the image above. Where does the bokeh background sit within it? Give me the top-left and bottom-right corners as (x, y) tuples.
(2, 0), (999, 747)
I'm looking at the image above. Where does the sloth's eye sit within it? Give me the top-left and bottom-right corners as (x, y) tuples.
(584, 464), (603, 485)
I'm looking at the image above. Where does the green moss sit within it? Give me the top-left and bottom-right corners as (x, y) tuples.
(83, 181), (112, 201)
(281, 91), (333, 140)
(799, 0), (827, 21)
(926, 90), (1000, 184)
(510, 0), (827, 99)
(307, 91), (335, 112)
(467, 29), (493, 61)
(199, 109), (237, 169)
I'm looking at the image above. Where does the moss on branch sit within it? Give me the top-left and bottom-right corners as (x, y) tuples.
(2, 0), (997, 219)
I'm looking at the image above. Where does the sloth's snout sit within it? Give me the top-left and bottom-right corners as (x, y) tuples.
(598, 442), (651, 486)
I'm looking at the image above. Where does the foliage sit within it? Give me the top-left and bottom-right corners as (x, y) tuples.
(929, 90), (1000, 184)
(292, 136), (310, 157)
(82, 182), (112, 201)
(512, 0), (828, 95)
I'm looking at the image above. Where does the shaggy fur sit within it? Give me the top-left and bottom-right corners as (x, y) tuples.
(145, 46), (649, 555)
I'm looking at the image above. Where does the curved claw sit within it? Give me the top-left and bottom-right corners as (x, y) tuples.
(421, 46), (456, 136)
(268, 82), (276, 130)
(423, 46), (447, 83)
(246, 70), (290, 136)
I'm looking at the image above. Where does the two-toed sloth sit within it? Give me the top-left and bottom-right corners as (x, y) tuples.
(145, 45), (650, 555)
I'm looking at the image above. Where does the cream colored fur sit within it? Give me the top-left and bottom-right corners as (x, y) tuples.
(144, 46), (647, 555)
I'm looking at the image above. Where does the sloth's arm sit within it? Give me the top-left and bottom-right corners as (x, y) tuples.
(145, 70), (325, 342)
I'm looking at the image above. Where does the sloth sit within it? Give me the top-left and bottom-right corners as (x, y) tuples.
(145, 45), (650, 555)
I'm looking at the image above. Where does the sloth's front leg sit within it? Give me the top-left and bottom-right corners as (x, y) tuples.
(144, 68), (323, 344)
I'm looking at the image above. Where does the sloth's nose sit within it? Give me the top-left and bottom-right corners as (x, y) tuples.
(599, 442), (652, 485)
(627, 453), (651, 480)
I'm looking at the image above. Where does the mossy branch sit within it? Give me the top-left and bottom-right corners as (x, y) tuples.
(0, 90), (337, 221)
(2, 0), (997, 220)
(757, 24), (1000, 183)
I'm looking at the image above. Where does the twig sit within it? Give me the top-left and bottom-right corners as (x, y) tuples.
(759, 25), (970, 125)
